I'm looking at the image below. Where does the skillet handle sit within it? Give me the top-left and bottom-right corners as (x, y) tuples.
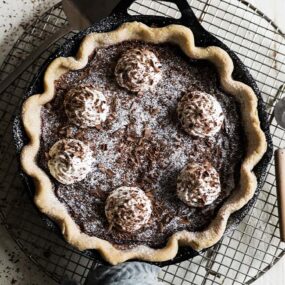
(163, 0), (205, 30)
(112, 0), (206, 32)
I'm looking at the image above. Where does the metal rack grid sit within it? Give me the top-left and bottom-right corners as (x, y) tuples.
(0, 0), (285, 284)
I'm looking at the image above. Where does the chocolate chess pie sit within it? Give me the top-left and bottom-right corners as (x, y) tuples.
(20, 22), (267, 264)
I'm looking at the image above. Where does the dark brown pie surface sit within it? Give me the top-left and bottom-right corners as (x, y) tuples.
(39, 40), (244, 249)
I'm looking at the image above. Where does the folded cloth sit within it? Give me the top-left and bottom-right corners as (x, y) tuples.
(84, 262), (164, 285)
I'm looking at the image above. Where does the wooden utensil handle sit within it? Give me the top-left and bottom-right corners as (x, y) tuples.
(275, 149), (285, 242)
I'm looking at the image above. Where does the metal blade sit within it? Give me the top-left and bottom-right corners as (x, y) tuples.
(63, 0), (121, 30)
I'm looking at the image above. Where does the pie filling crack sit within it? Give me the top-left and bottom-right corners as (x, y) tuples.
(20, 22), (267, 265)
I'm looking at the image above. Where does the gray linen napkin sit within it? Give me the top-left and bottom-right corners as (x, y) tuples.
(62, 262), (164, 285)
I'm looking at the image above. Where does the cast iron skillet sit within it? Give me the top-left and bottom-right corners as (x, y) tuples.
(13, 0), (273, 266)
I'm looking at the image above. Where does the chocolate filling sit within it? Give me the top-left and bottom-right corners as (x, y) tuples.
(39, 41), (245, 249)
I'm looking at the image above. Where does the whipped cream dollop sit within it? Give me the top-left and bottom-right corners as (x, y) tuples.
(48, 139), (93, 185)
(105, 187), (152, 232)
(64, 85), (109, 128)
(115, 48), (162, 93)
(177, 161), (221, 208)
(177, 91), (224, 137)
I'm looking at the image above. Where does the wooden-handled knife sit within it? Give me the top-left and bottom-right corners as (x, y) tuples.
(275, 149), (285, 242)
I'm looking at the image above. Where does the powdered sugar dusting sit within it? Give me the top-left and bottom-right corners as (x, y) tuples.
(39, 41), (244, 249)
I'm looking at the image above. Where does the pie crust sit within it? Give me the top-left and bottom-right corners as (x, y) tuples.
(20, 22), (267, 265)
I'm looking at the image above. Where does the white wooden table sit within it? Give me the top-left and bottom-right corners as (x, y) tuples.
(238, 1), (285, 284)
(0, 0), (284, 284)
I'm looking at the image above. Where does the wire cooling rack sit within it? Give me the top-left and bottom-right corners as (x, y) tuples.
(0, 0), (285, 284)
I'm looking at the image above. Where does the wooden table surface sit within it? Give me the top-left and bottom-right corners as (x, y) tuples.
(0, 0), (284, 284)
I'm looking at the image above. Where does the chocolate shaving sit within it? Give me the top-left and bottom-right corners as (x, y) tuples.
(106, 168), (115, 177)
(127, 136), (136, 142)
(98, 163), (107, 173)
(45, 152), (50, 159)
(143, 127), (152, 139)
(100, 144), (108, 151)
